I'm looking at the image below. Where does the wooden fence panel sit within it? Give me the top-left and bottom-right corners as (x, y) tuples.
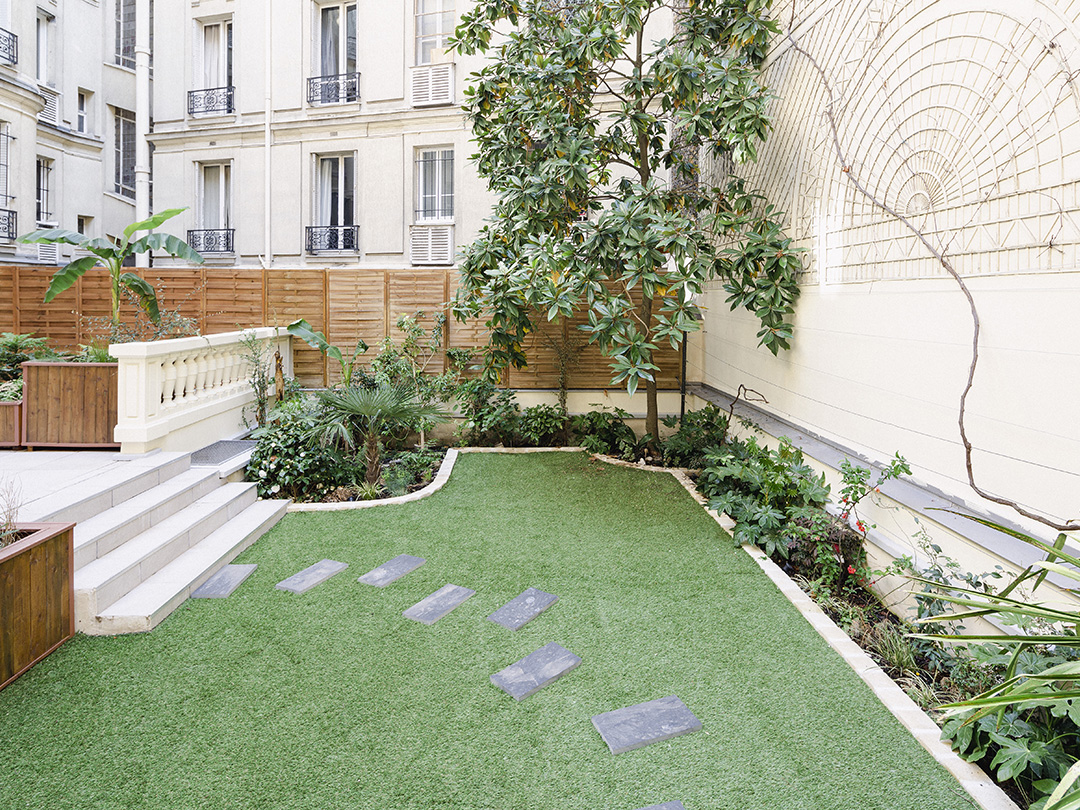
(22, 362), (119, 448)
(0, 524), (75, 691)
(204, 269), (265, 336)
(266, 269), (327, 387)
(326, 270), (385, 386)
(388, 270), (450, 372)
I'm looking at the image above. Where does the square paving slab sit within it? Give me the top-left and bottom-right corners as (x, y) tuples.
(490, 642), (581, 700)
(486, 587), (558, 630)
(358, 554), (426, 587)
(591, 695), (702, 754)
(403, 584), (475, 625)
(275, 559), (349, 594)
(192, 564), (257, 598)
(634, 803), (685, 810)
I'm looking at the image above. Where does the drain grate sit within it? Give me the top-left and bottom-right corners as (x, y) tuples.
(190, 440), (257, 466)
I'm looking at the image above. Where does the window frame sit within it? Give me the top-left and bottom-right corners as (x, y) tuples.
(415, 147), (454, 223)
(316, 2), (357, 78)
(113, 107), (136, 200)
(200, 19), (234, 90)
(414, 0), (454, 66)
(313, 152), (356, 228)
(197, 162), (232, 231)
(35, 157), (53, 224)
(115, 0), (135, 69)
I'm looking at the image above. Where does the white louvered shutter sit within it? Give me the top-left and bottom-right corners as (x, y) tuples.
(412, 64), (454, 107)
(411, 225), (453, 265)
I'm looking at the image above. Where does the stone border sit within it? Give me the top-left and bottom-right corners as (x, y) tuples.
(283, 445), (1018, 809)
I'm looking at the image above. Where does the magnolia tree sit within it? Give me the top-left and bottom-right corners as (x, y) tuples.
(451, 0), (802, 439)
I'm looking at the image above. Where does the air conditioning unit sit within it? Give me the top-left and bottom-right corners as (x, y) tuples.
(411, 64), (454, 107)
(411, 224), (453, 265)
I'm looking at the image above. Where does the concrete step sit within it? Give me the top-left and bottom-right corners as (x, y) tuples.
(91, 499), (290, 635)
(22, 452), (192, 525)
(74, 482), (258, 627)
(73, 468), (223, 568)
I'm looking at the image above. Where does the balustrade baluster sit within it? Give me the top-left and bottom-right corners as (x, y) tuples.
(194, 352), (209, 395)
(162, 359), (178, 406)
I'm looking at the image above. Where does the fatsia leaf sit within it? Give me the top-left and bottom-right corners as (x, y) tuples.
(119, 273), (161, 325)
(43, 256), (100, 303)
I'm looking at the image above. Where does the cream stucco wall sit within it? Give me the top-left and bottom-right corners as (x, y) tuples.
(699, 0), (1080, 545)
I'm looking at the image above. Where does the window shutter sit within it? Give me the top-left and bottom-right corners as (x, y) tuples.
(412, 64), (454, 107)
(411, 225), (453, 265)
(38, 88), (59, 125)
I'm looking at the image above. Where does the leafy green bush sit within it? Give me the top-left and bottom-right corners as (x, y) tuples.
(518, 404), (568, 447)
(660, 405), (731, 467)
(0, 378), (22, 402)
(247, 400), (348, 501)
(456, 378), (521, 446)
(697, 436), (829, 557)
(569, 406), (645, 460)
(0, 333), (50, 381)
(381, 447), (445, 495)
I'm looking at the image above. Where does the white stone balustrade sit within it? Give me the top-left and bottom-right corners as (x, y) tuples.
(110, 328), (293, 454)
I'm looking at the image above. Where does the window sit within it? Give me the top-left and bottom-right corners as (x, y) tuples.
(116, 0), (135, 68)
(201, 20), (233, 90)
(315, 154), (355, 227)
(416, 148), (453, 221)
(36, 11), (53, 84)
(415, 0), (453, 65)
(199, 163), (231, 230)
(114, 107), (135, 199)
(77, 90), (89, 133)
(35, 158), (52, 223)
(77, 215), (92, 236)
(318, 3), (356, 78)
(0, 122), (11, 206)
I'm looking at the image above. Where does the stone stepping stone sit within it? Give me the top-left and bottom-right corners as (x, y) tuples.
(490, 642), (581, 701)
(634, 803), (685, 810)
(275, 559), (349, 594)
(192, 564), (257, 598)
(358, 554), (426, 587)
(403, 584), (475, 625)
(591, 695), (702, 754)
(486, 587), (558, 630)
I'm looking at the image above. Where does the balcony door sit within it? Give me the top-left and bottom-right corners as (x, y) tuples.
(319, 4), (356, 78)
(316, 155), (355, 228)
(202, 21), (233, 90)
(200, 164), (232, 230)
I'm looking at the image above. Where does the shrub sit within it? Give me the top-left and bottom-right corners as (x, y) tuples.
(698, 436), (829, 557)
(569, 406), (645, 460)
(0, 333), (50, 381)
(456, 378), (520, 446)
(660, 405), (731, 467)
(247, 400), (348, 501)
(518, 404), (568, 447)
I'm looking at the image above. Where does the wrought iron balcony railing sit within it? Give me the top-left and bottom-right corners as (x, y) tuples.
(307, 73), (361, 105)
(0, 27), (16, 66)
(188, 86), (235, 116)
(0, 209), (15, 241)
(306, 225), (359, 253)
(187, 228), (235, 254)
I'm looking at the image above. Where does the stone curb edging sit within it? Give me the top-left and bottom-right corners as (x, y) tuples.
(283, 445), (1017, 809)
(656, 464), (1019, 810)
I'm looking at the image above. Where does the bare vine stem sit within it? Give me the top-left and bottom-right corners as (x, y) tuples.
(787, 33), (1079, 533)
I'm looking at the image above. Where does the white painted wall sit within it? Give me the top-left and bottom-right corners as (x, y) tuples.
(699, 0), (1080, 541)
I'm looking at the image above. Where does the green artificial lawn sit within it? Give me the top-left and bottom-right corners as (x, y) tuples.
(0, 452), (973, 810)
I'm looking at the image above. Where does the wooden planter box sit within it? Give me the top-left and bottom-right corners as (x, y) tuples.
(21, 361), (119, 449)
(0, 399), (21, 447)
(0, 523), (76, 691)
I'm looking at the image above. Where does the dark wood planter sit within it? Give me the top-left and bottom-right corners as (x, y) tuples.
(21, 361), (119, 449)
(0, 399), (21, 447)
(0, 522), (76, 691)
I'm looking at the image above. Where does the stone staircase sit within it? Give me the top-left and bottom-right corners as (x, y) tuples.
(20, 450), (289, 635)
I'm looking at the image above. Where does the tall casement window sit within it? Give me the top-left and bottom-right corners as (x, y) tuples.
(199, 163), (231, 230)
(77, 90), (89, 133)
(316, 155), (355, 227)
(35, 158), (52, 223)
(201, 20), (233, 90)
(319, 4), (356, 78)
(307, 154), (357, 252)
(0, 122), (12, 206)
(114, 107), (136, 199)
(415, 0), (453, 65)
(416, 148), (453, 221)
(36, 11), (53, 84)
(115, 0), (135, 68)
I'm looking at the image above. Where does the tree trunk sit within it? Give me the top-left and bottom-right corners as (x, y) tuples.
(364, 431), (381, 485)
(640, 292), (660, 443)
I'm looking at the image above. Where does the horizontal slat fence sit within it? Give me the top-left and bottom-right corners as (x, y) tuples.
(0, 266), (680, 390)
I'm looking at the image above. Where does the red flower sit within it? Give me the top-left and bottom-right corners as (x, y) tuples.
(847, 565), (856, 574)
(840, 511), (849, 520)
(856, 521), (866, 532)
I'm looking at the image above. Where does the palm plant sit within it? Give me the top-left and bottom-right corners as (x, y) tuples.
(310, 383), (449, 485)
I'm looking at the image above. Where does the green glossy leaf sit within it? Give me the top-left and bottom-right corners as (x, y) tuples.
(18, 228), (89, 247)
(119, 272), (160, 324)
(131, 233), (204, 265)
(123, 207), (187, 240)
(43, 256), (100, 303)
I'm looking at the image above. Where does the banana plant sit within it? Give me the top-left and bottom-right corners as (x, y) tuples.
(19, 208), (203, 329)
(286, 318), (368, 385)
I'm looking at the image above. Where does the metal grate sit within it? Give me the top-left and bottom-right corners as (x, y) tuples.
(0, 209), (15, 241)
(306, 225), (359, 253)
(188, 86), (235, 115)
(307, 72), (361, 105)
(187, 228), (235, 253)
(190, 439), (256, 466)
(0, 27), (16, 65)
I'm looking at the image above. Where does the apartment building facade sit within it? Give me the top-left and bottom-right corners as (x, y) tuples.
(0, 0), (148, 265)
(150, 0), (492, 269)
